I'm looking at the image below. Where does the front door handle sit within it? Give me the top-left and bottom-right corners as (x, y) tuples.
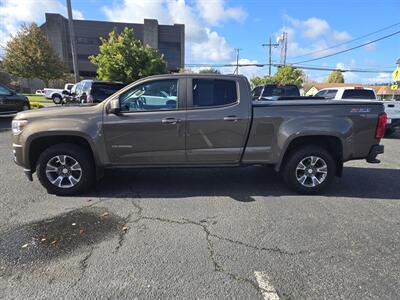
(223, 115), (239, 122)
(162, 117), (180, 124)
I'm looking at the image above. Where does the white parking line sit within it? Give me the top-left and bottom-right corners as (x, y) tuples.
(254, 271), (280, 300)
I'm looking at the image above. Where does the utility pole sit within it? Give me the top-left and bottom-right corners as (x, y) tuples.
(262, 37), (279, 76)
(234, 48), (242, 75)
(278, 32), (288, 66)
(66, 0), (79, 82)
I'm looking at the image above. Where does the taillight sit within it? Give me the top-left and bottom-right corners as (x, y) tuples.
(375, 113), (387, 139)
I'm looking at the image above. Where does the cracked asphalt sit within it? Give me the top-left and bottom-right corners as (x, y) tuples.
(0, 129), (399, 299)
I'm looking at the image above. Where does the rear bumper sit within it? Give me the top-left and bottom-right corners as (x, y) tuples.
(366, 144), (384, 163)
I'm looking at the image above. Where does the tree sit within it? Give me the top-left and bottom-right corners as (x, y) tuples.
(273, 66), (304, 87)
(199, 68), (221, 74)
(3, 23), (66, 86)
(90, 27), (167, 83)
(250, 75), (276, 88)
(326, 70), (344, 83)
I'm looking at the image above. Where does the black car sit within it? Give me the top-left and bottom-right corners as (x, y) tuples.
(252, 84), (300, 100)
(65, 80), (126, 104)
(0, 84), (30, 115)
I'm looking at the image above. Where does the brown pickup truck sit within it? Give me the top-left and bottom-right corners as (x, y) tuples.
(12, 74), (386, 195)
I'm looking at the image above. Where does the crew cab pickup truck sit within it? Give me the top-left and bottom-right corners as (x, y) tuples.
(44, 83), (74, 104)
(315, 86), (400, 135)
(12, 74), (386, 195)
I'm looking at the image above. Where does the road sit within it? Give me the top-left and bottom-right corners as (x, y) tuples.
(0, 130), (399, 299)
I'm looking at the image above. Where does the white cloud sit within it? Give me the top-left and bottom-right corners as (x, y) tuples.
(102, 0), (247, 63)
(196, 0), (247, 26)
(0, 0), (84, 47)
(191, 28), (233, 61)
(363, 73), (390, 84)
(278, 16), (351, 61)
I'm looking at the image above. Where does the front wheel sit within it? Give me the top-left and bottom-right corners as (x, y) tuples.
(281, 146), (336, 194)
(36, 144), (95, 195)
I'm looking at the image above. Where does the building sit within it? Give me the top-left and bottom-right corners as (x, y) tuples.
(40, 13), (185, 77)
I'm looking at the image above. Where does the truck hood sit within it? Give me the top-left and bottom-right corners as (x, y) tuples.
(14, 104), (102, 120)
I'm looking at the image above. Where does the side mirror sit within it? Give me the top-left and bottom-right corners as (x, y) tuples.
(62, 90), (70, 95)
(108, 98), (121, 114)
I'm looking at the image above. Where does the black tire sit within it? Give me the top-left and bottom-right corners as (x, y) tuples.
(36, 143), (95, 196)
(281, 145), (336, 194)
(52, 94), (62, 105)
(21, 102), (30, 111)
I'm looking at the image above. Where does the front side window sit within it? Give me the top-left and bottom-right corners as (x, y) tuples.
(193, 79), (237, 107)
(324, 89), (338, 99)
(252, 86), (262, 99)
(119, 79), (178, 112)
(314, 90), (327, 97)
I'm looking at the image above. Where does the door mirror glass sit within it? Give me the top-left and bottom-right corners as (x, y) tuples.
(108, 98), (121, 114)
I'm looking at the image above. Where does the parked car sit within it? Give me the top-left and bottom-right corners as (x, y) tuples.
(315, 86), (400, 135)
(44, 83), (74, 104)
(35, 89), (44, 96)
(252, 84), (300, 100)
(12, 74), (386, 196)
(0, 83), (30, 116)
(65, 80), (126, 104)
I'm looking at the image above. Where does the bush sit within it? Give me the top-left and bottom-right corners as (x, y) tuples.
(29, 102), (45, 109)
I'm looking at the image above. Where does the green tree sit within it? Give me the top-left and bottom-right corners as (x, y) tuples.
(3, 23), (66, 86)
(199, 68), (221, 74)
(273, 66), (304, 87)
(326, 70), (344, 83)
(90, 27), (167, 83)
(250, 75), (276, 88)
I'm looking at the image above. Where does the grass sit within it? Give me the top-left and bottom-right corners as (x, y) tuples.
(30, 102), (45, 109)
(23, 94), (52, 103)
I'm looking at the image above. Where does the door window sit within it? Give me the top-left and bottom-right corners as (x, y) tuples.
(192, 79), (237, 107)
(119, 79), (178, 112)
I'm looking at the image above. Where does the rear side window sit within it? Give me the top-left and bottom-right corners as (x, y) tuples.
(193, 79), (237, 107)
(315, 89), (337, 99)
(342, 89), (376, 99)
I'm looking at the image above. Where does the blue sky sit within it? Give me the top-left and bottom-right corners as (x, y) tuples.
(1, 0), (399, 83)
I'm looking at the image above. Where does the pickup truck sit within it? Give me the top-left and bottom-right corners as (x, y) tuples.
(12, 74), (386, 196)
(315, 86), (400, 135)
(44, 83), (74, 104)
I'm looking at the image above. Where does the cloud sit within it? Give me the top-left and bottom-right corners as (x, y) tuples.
(191, 28), (233, 61)
(363, 73), (391, 84)
(102, 0), (246, 63)
(279, 16), (352, 60)
(196, 0), (247, 26)
(0, 0), (84, 47)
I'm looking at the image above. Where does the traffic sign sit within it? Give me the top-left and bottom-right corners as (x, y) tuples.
(393, 67), (400, 82)
(390, 84), (398, 91)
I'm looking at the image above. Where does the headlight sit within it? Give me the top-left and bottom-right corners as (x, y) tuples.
(11, 120), (28, 135)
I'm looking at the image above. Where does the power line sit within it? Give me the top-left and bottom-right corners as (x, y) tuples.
(291, 30), (400, 64)
(288, 22), (400, 60)
(184, 62), (393, 73)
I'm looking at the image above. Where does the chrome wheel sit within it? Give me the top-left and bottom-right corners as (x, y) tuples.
(295, 156), (328, 188)
(45, 155), (82, 188)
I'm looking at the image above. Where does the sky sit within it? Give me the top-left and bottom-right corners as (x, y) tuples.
(0, 0), (399, 83)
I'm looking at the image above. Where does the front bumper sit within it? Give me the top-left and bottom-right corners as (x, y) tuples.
(13, 142), (33, 181)
(366, 144), (384, 164)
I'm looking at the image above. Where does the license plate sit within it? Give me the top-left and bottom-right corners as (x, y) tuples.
(387, 119), (392, 124)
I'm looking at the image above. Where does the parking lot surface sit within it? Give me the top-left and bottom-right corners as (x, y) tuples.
(0, 129), (399, 299)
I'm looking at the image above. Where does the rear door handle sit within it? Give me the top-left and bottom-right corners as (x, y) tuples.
(162, 117), (180, 124)
(223, 115), (239, 122)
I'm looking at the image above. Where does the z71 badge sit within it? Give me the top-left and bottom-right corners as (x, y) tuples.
(350, 107), (371, 113)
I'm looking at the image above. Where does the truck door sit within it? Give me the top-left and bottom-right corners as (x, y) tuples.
(185, 77), (250, 163)
(103, 78), (186, 165)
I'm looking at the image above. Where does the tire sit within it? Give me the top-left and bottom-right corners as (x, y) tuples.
(52, 94), (62, 105)
(385, 128), (396, 137)
(281, 145), (336, 194)
(21, 102), (30, 111)
(36, 143), (95, 196)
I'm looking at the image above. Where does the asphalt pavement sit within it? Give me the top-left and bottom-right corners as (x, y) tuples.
(0, 130), (399, 299)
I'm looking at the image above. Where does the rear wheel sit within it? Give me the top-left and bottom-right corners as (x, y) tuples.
(52, 94), (62, 104)
(281, 146), (336, 194)
(36, 143), (95, 195)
